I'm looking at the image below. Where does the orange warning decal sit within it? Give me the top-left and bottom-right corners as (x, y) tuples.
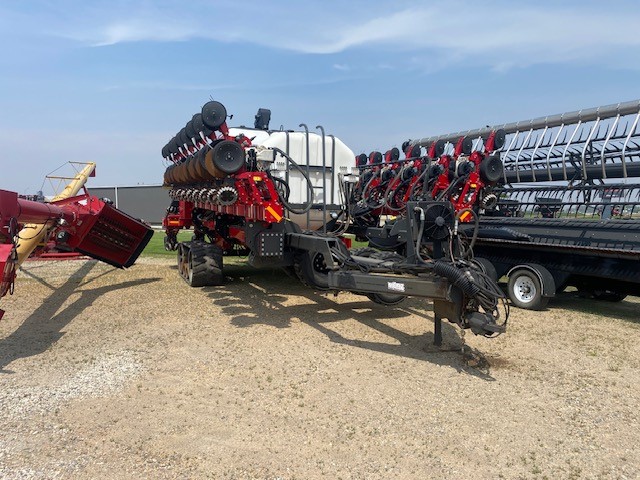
(266, 206), (282, 222)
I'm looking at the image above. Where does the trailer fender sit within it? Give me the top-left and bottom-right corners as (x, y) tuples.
(506, 265), (553, 310)
(470, 257), (498, 282)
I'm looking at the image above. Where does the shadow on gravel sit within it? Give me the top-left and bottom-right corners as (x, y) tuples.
(204, 265), (495, 380)
(0, 261), (161, 372)
(550, 292), (639, 323)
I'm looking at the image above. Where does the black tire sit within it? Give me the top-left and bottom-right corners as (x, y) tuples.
(294, 239), (352, 291)
(369, 151), (383, 165)
(169, 137), (180, 155)
(201, 101), (227, 130)
(192, 113), (212, 136)
(356, 153), (368, 167)
(294, 251), (330, 290)
(185, 241), (224, 287)
(187, 246), (204, 287)
(185, 120), (197, 139)
(493, 129), (506, 150)
(461, 136), (473, 155)
(479, 155), (504, 183)
(407, 145), (421, 158)
(387, 147), (400, 162)
(507, 269), (549, 310)
(178, 128), (190, 147)
(367, 293), (406, 306)
(210, 140), (245, 175)
(470, 257), (498, 283)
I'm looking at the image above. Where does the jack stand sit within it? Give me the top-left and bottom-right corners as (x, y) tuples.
(434, 314), (442, 346)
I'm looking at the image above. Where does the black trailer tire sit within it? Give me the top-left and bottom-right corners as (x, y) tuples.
(470, 257), (498, 283)
(366, 293), (406, 306)
(294, 251), (330, 291)
(507, 268), (549, 310)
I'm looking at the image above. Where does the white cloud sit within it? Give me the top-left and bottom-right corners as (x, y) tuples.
(332, 63), (350, 71)
(93, 21), (195, 46)
(4, 1), (640, 71)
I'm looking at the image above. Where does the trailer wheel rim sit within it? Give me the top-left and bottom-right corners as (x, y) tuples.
(513, 275), (537, 303)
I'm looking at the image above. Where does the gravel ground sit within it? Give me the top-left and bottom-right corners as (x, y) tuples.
(0, 257), (638, 479)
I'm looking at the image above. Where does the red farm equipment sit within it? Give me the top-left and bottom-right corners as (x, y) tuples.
(407, 99), (640, 309)
(160, 101), (509, 343)
(0, 164), (153, 319)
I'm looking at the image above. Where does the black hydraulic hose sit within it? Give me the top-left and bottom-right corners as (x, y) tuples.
(327, 173), (351, 236)
(270, 176), (291, 201)
(362, 169), (384, 208)
(433, 261), (481, 298)
(270, 147), (314, 214)
(383, 166), (413, 212)
(408, 159), (435, 200)
(455, 208), (479, 259)
(433, 260), (508, 327)
(413, 206), (427, 263)
(435, 175), (465, 202)
(408, 168), (429, 200)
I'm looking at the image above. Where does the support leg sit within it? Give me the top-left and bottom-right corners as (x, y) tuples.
(434, 314), (442, 346)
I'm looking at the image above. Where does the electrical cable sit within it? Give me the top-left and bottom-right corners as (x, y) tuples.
(454, 208), (479, 259)
(413, 206), (426, 264)
(383, 165), (410, 212)
(326, 174), (352, 237)
(362, 169), (386, 209)
(435, 175), (465, 202)
(408, 159), (433, 201)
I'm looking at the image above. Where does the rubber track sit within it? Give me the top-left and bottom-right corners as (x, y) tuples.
(187, 241), (224, 287)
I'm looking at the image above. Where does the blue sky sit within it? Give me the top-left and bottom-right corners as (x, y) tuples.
(1, 0), (639, 194)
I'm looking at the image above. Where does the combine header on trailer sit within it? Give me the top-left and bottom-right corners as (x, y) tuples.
(160, 101), (509, 343)
(412, 100), (640, 184)
(403, 100), (640, 308)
